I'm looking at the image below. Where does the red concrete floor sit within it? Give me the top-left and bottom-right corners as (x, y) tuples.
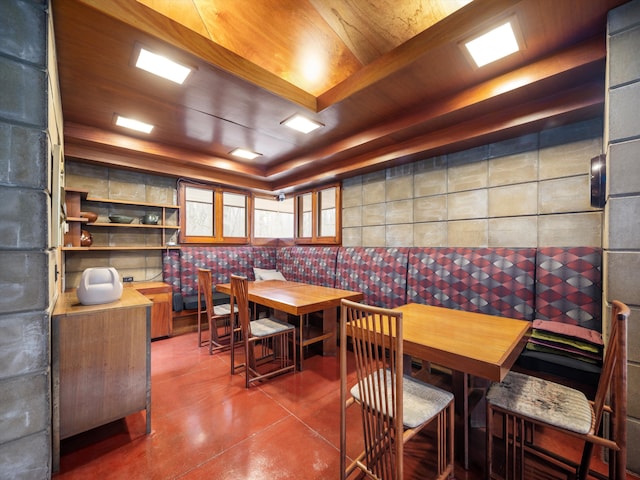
(54, 332), (638, 480)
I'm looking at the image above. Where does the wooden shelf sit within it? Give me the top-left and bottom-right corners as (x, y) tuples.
(88, 222), (180, 229)
(63, 187), (180, 250)
(85, 196), (179, 209)
(62, 246), (181, 251)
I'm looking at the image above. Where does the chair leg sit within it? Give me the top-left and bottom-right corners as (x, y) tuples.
(209, 314), (214, 355)
(577, 442), (594, 480)
(487, 401), (494, 479)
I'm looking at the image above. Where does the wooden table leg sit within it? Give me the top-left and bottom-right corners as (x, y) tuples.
(322, 307), (337, 356)
(452, 370), (470, 470)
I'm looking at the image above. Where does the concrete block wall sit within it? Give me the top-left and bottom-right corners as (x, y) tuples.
(63, 160), (178, 288)
(343, 118), (604, 249)
(0, 0), (54, 477)
(606, 0), (640, 474)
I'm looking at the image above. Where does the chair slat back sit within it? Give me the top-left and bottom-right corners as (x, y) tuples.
(592, 301), (629, 430)
(198, 268), (212, 315)
(199, 267), (227, 344)
(341, 299), (404, 480)
(230, 275), (251, 339)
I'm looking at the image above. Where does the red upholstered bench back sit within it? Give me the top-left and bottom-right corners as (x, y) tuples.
(406, 247), (537, 320)
(535, 247), (602, 331)
(335, 247), (410, 308)
(276, 246), (339, 287)
(178, 246), (277, 297)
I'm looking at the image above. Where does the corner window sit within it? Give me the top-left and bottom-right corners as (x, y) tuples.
(295, 184), (341, 244)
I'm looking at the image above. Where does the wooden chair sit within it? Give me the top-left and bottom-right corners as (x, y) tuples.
(197, 268), (237, 354)
(229, 275), (296, 387)
(486, 300), (630, 480)
(339, 299), (455, 480)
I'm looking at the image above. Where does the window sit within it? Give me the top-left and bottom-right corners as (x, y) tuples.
(295, 184), (341, 244)
(179, 181), (249, 244)
(254, 196), (294, 240)
(318, 186), (336, 237)
(184, 186), (214, 237)
(223, 192), (247, 238)
(297, 193), (313, 238)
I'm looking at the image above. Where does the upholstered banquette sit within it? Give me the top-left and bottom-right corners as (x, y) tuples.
(162, 245), (603, 393)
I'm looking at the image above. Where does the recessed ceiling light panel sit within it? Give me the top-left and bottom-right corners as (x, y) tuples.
(115, 115), (154, 134)
(135, 47), (192, 84)
(230, 148), (261, 160)
(281, 114), (324, 134)
(464, 21), (520, 68)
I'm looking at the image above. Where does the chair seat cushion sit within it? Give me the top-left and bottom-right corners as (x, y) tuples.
(213, 303), (238, 315)
(487, 371), (593, 434)
(250, 317), (294, 337)
(351, 369), (454, 429)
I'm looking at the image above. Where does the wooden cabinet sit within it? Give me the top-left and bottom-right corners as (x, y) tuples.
(130, 281), (172, 339)
(62, 188), (181, 251)
(52, 289), (152, 471)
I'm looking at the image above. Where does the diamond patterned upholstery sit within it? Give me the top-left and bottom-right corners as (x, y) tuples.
(179, 246), (277, 297)
(162, 250), (181, 294)
(535, 247), (602, 331)
(406, 247), (536, 320)
(335, 247), (409, 308)
(276, 246), (339, 286)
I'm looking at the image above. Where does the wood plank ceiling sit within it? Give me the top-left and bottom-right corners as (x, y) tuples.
(53, 0), (626, 195)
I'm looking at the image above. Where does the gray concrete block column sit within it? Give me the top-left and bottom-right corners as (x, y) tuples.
(606, 0), (640, 474)
(0, 0), (53, 478)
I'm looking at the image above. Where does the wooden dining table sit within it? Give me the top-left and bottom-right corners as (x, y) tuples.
(393, 302), (531, 469)
(216, 280), (363, 369)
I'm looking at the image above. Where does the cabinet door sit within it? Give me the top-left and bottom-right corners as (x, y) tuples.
(57, 305), (148, 439)
(148, 292), (172, 339)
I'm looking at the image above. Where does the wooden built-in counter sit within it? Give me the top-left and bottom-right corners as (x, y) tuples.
(126, 281), (172, 339)
(52, 288), (152, 471)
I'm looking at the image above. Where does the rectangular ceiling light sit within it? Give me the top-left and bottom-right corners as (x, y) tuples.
(115, 115), (154, 134)
(464, 21), (520, 68)
(230, 148), (261, 160)
(135, 47), (192, 84)
(281, 114), (324, 134)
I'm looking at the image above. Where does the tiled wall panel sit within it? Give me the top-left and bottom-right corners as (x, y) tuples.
(342, 118), (603, 250)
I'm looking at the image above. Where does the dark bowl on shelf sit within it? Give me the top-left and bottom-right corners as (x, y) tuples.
(109, 215), (134, 224)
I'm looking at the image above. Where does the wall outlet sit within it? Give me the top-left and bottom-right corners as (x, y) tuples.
(122, 276), (134, 283)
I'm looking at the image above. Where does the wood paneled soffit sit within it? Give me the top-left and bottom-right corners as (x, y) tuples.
(63, 124), (273, 192)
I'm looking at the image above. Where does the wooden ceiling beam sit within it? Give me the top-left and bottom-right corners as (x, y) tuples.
(270, 82), (604, 191)
(63, 122), (266, 177)
(64, 141), (274, 192)
(266, 36), (605, 179)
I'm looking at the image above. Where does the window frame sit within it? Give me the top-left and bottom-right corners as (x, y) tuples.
(294, 183), (341, 245)
(178, 181), (250, 244)
(251, 193), (295, 245)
